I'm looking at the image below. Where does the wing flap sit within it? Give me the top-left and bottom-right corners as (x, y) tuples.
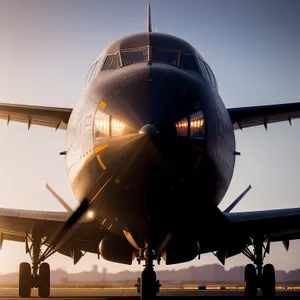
(0, 102), (72, 130)
(228, 102), (300, 130)
(0, 230), (26, 243)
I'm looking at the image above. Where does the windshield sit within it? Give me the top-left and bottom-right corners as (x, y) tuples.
(102, 54), (120, 70)
(151, 47), (179, 65)
(101, 47), (200, 74)
(120, 47), (149, 66)
(179, 54), (199, 72)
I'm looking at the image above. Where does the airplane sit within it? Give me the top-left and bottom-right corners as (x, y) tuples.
(0, 3), (300, 299)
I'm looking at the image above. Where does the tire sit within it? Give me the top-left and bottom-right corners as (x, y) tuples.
(244, 264), (257, 297)
(19, 262), (31, 298)
(262, 264), (275, 297)
(136, 277), (141, 293)
(140, 269), (156, 300)
(38, 263), (50, 298)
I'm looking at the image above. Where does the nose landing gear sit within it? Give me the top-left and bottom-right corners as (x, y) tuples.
(243, 237), (275, 297)
(135, 243), (161, 300)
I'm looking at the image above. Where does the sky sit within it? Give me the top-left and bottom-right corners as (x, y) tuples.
(0, 0), (299, 275)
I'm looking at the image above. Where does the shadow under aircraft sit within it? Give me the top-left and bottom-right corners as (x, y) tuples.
(0, 3), (300, 300)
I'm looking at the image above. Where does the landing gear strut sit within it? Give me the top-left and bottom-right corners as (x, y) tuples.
(135, 243), (161, 300)
(19, 231), (50, 298)
(243, 237), (275, 297)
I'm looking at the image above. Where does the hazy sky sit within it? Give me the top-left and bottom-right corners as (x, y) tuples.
(0, 0), (299, 275)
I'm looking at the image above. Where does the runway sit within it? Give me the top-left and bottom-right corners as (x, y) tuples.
(0, 287), (300, 298)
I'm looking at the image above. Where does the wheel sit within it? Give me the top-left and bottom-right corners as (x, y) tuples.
(19, 262), (31, 298)
(140, 269), (157, 300)
(156, 279), (161, 293)
(262, 264), (275, 297)
(38, 263), (50, 298)
(135, 277), (141, 293)
(244, 264), (257, 296)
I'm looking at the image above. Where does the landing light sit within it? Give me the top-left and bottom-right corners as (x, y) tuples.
(87, 210), (95, 219)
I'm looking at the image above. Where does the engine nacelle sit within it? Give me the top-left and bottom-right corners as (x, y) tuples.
(99, 235), (136, 265)
(161, 236), (200, 265)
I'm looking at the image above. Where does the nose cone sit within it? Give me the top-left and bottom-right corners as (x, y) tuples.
(139, 124), (159, 135)
(98, 63), (205, 136)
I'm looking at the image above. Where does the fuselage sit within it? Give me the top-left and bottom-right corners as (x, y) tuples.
(64, 32), (236, 247)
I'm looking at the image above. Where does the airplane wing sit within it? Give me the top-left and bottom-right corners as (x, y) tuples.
(0, 102), (72, 130)
(0, 207), (112, 264)
(225, 208), (300, 243)
(208, 208), (300, 263)
(227, 102), (300, 130)
(196, 207), (300, 265)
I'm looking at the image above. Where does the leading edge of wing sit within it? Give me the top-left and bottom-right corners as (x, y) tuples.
(0, 102), (73, 130)
(225, 207), (300, 222)
(0, 207), (105, 261)
(225, 207), (300, 241)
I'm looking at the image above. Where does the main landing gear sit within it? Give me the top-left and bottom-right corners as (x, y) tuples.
(135, 243), (161, 300)
(19, 231), (50, 298)
(243, 237), (275, 297)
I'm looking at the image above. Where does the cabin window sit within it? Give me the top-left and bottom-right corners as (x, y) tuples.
(151, 47), (179, 65)
(190, 111), (205, 139)
(179, 54), (199, 72)
(102, 54), (120, 71)
(94, 110), (110, 138)
(120, 47), (149, 66)
(175, 117), (188, 137)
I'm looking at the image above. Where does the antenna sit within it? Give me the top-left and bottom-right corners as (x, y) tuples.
(147, 3), (152, 33)
(45, 183), (73, 213)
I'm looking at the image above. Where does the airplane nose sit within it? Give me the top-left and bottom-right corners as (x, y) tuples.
(139, 124), (159, 135)
(95, 63), (206, 137)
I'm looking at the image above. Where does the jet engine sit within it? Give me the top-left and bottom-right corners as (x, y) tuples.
(161, 236), (200, 265)
(99, 235), (137, 265)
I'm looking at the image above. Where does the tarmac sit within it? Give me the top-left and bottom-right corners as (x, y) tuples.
(0, 287), (300, 298)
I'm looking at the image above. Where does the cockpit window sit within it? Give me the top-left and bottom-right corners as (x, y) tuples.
(197, 57), (210, 81)
(179, 54), (199, 72)
(99, 47), (202, 76)
(120, 47), (149, 66)
(205, 63), (218, 89)
(151, 47), (179, 65)
(85, 61), (98, 85)
(102, 54), (120, 70)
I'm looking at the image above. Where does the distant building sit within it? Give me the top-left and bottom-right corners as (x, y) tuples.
(92, 264), (98, 273)
(60, 277), (68, 285)
(102, 267), (107, 284)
